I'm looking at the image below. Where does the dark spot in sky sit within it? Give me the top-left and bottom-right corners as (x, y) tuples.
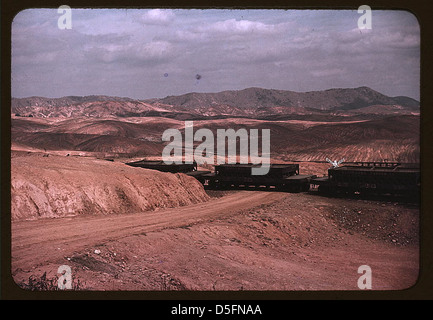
(164, 73), (168, 77)
(195, 74), (202, 80)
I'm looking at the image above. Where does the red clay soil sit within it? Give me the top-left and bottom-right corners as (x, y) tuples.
(12, 189), (419, 291)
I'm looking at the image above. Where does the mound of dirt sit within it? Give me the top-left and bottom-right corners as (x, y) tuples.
(11, 153), (209, 221)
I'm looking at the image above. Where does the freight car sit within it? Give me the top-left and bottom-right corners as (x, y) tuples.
(311, 162), (420, 198)
(125, 160), (315, 192)
(124, 160), (420, 199)
(125, 159), (199, 173)
(196, 163), (316, 192)
(125, 159), (213, 180)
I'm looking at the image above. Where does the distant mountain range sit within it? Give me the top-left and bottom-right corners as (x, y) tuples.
(151, 86), (419, 110)
(12, 86), (419, 119)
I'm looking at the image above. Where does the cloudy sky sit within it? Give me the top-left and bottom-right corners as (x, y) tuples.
(12, 8), (420, 100)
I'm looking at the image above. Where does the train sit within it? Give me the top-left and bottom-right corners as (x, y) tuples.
(125, 159), (420, 199)
(193, 163), (316, 192)
(125, 159), (197, 173)
(311, 161), (420, 198)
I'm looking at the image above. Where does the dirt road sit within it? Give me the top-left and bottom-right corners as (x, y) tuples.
(12, 191), (284, 272)
(11, 188), (419, 291)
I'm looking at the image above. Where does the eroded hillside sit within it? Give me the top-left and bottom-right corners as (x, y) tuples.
(11, 153), (209, 220)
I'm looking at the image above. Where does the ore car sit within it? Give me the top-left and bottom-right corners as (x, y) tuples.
(124, 159), (420, 199)
(311, 162), (420, 198)
(198, 163), (316, 192)
(125, 159), (198, 173)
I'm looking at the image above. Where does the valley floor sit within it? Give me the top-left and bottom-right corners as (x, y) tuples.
(11, 188), (419, 292)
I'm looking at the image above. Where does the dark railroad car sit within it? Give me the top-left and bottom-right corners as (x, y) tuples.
(125, 160), (197, 173)
(202, 163), (316, 192)
(311, 162), (420, 198)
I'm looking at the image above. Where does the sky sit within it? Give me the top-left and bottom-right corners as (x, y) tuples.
(11, 8), (420, 100)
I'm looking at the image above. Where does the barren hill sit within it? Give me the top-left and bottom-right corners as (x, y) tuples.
(12, 87), (419, 119)
(272, 115), (420, 162)
(12, 129), (163, 157)
(11, 99), (171, 118)
(11, 95), (135, 108)
(11, 86), (420, 162)
(180, 115), (419, 163)
(11, 153), (210, 220)
(11, 113), (419, 162)
(153, 86), (419, 111)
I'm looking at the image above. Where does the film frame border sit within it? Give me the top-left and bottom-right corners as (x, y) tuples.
(1, 0), (432, 302)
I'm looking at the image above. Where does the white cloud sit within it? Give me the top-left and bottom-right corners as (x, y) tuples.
(135, 40), (174, 60)
(84, 40), (175, 64)
(11, 9), (420, 100)
(207, 19), (271, 33)
(141, 9), (175, 25)
(195, 18), (293, 38)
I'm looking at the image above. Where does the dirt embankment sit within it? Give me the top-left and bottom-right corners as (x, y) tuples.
(11, 153), (209, 221)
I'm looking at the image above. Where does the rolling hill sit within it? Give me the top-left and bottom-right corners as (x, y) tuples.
(11, 86), (420, 163)
(12, 86), (419, 119)
(151, 86), (419, 112)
